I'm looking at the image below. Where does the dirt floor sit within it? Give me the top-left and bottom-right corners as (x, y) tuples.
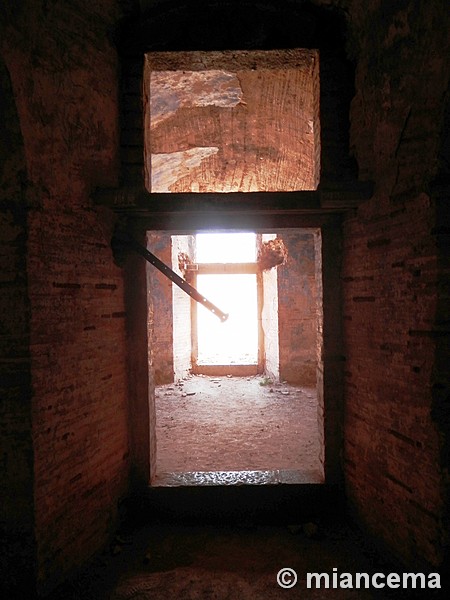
(45, 382), (445, 600)
(154, 375), (323, 483)
(47, 519), (440, 600)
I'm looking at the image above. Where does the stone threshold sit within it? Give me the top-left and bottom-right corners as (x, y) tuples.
(151, 469), (324, 487)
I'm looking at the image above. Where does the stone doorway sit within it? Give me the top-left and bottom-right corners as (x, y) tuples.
(147, 228), (324, 486)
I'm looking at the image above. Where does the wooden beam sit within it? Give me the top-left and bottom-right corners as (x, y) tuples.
(94, 181), (373, 216)
(126, 211), (341, 232)
(95, 188), (320, 211)
(195, 263), (258, 275)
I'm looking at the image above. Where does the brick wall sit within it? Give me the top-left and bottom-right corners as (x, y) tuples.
(1, 0), (449, 592)
(147, 233), (174, 383)
(320, 222), (344, 486)
(278, 231), (318, 385)
(0, 55), (36, 597)
(172, 235), (195, 380)
(314, 230), (325, 477)
(29, 208), (129, 591)
(343, 195), (444, 566)
(343, 0), (450, 568)
(261, 235), (279, 380)
(1, 0), (130, 593)
(146, 233), (195, 384)
(126, 231), (152, 487)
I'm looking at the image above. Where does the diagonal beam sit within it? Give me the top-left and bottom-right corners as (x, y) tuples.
(115, 232), (229, 323)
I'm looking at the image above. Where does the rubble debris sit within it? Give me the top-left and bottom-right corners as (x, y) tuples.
(178, 251), (193, 275)
(257, 238), (288, 271)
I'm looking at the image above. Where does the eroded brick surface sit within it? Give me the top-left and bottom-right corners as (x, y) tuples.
(343, 0), (450, 568)
(147, 233), (174, 383)
(1, 1), (129, 593)
(278, 232), (318, 385)
(0, 53), (36, 597)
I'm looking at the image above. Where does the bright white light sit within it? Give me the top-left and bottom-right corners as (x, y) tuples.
(196, 232), (258, 365)
(197, 274), (258, 365)
(196, 232), (256, 263)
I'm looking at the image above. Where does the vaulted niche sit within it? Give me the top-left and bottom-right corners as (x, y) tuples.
(144, 49), (320, 193)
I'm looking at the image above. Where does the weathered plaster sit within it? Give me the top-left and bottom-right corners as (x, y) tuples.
(151, 147), (219, 192)
(150, 70), (243, 127)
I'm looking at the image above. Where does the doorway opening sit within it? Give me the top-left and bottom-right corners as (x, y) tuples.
(143, 48), (323, 486)
(147, 228), (324, 486)
(196, 272), (258, 366)
(194, 232), (259, 369)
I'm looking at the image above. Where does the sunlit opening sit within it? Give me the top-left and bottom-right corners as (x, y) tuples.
(197, 274), (258, 365)
(145, 50), (320, 194)
(196, 232), (256, 263)
(196, 233), (258, 365)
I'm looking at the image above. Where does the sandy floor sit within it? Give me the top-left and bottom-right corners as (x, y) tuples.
(154, 375), (323, 482)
